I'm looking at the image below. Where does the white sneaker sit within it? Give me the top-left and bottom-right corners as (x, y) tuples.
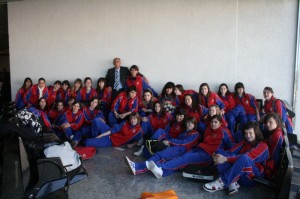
(203, 177), (225, 192)
(134, 145), (144, 156)
(228, 182), (240, 195)
(137, 138), (144, 146)
(124, 156), (136, 175)
(147, 161), (163, 178)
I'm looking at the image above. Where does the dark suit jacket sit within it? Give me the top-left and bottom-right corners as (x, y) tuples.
(105, 66), (130, 90)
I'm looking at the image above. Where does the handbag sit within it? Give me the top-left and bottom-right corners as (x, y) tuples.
(145, 140), (169, 155)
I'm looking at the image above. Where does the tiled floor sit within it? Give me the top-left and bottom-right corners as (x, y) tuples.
(1, 138), (275, 199)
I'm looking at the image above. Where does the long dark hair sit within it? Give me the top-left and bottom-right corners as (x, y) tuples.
(21, 77), (32, 90)
(218, 83), (230, 96)
(153, 101), (166, 116)
(96, 77), (107, 93)
(161, 82), (176, 100)
(243, 121), (263, 145)
(198, 83), (211, 104)
(185, 94), (199, 112)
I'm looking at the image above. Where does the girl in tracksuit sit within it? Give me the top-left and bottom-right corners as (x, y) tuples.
(234, 82), (260, 122)
(57, 80), (71, 106)
(174, 84), (197, 106)
(141, 101), (172, 137)
(218, 83), (247, 135)
(203, 122), (269, 195)
(125, 65), (155, 101)
(108, 86), (139, 126)
(72, 97), (106, 146)
(28, 97), (51, 131)
(84, 112), (143, 148)
(262, 113), (284, 180)
(15, 77), (32, 110)
(262, 86), (293, 134)
(198, 83), (225, 113)
(55, 101), (84, 141)
(78, 77), (98, 106)
(138, 89), (158, 119)
(47, 80), (61, 109)
(183, 94), (208, 134)
(69, 78), (82, 101)
(96, 77), (112, 119)
(159, 82), (180, 114)
(125, 115), (233, 178)
(125, 116), (200, 175)
(48, 100), (66, 125)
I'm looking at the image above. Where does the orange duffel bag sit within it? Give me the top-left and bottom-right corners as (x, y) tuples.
(141, 189), (179, 199)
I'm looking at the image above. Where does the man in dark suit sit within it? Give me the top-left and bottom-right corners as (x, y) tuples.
(105, 58), (130, 100)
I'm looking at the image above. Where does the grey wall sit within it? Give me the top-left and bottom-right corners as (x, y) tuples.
(8, 0), (299, 133)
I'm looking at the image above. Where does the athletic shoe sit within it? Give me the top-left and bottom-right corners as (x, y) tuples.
(228, 182), (240, 195)
(124, 156), (136, 175)
(203, 177), (225, 192)
(134, 145), (144, 156)
(126, 141), (137, 149)
(147, 161), (163, 178)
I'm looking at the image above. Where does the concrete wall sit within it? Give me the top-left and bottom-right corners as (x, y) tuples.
(8, 0), (299, 134)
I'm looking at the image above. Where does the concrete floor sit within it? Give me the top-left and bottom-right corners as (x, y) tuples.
(1, 138), (276, 199)
(68, 146), (275, 199)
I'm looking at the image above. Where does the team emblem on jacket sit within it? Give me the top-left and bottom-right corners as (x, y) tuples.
(246, 100), (249, 104)
(132, 129), (136, 133)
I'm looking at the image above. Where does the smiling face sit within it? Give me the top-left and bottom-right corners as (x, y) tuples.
(209, 106), (217, 117)
(25, 79), (32, 89)
(210, 118), (221, 130)
(184, 95), (193, 107)
(98, 81), (105, 89)
(244, 128), (256, 143)
(174, 87), (181, 96)
(143, 92), (152, 102)
(62, 84), (69, 91)
(90, 99), (99, 109)
(38, 79), (46, 89)
(237, 88), (244, 96)
(176, 114), (185, 123)
(166, 87), (173, 95)
(265, 117), (278, 131)
(130, 116), (138, 125)
(130, 68), (138, 77)
(85, 79), (92, 89)
(129, 90), (137, 98)
(186, 121), (195, 131)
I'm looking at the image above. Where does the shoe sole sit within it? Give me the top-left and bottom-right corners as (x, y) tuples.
(203, 184), (224, 193)
(124, 156), (136, 175)
(182, 172), (214, 181)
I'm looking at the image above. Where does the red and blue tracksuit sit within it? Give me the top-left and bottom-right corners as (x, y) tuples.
(198, 92), (225, 110)
(15, 87), (29, 110)
(55, 109), (84, 140)
(24, 84), (49, 107)
(159, 94), (180, 107)
(134, 126), (233, 177)
(84, 121), (143, 148)
(73, 106), (106, 143)
(133, 129), (201, 175)
(57, 88), (71, 105)
(235, 93), (259, 122)
(47, 86), (60, 108)
(109, 92), (138, 126)
(264, 96), (293, 134)
(263, 128), (284, 179)
(78, 87), (98, 105)
(215, 140), (269, 187)
(219, 92), (247, 135)
(125, 76), (150, 101)
(70, 89), (81, 101)
(167, 121), (185, 139)
(97, 87), (112, 118)
(48, 108), (66, 127)
(138, 98), (158, 117)
(184, 104), (208, 134)
(27, 106), (51, 130)
(141, 112), (172, 136)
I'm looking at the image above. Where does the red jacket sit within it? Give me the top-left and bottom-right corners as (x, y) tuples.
(111, 92), (138, 114)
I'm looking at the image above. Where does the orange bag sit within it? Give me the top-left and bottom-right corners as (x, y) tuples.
(141, 189), (179, 199)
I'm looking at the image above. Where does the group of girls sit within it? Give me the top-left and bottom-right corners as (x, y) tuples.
(14, 67), (292, 195)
